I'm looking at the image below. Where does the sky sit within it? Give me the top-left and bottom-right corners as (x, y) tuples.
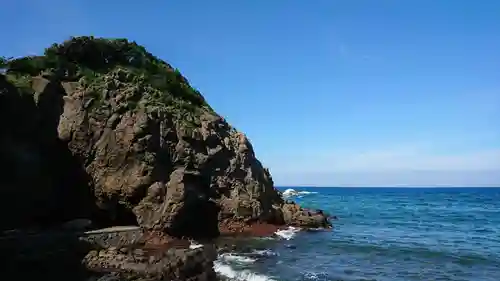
(2, 0), (500, 187)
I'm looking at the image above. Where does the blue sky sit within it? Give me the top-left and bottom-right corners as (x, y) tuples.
(3, 0), (500, 186)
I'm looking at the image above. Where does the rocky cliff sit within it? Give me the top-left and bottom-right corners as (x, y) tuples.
(0, 37), (330, 238)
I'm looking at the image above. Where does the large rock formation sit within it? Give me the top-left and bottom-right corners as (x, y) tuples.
(0, 37), (330, 237)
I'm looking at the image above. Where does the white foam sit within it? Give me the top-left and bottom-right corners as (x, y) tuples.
(304, 227), (323, 232)
(214, 261), (276, 281)
(220, 253), (256, 264)
(282, 188), (298, 197)
(189, 242), (203, 249)
(274, 226), (300, 240)
(297, 191), (317, 195)
(282, 188), (317, 198)
(252, 249), (279, 257)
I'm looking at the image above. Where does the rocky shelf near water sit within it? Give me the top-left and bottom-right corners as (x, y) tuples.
(1, 226), (217, 281)
(0, 37), (331, 280)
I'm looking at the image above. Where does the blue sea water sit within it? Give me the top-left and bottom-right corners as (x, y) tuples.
(214, 187), (500, 281)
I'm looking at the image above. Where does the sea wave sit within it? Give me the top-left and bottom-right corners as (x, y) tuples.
(282, 188), (318, 198)
(219, 253), (257, 264)
(274, 226), (300, 240)
(252, 249), (279, 257)
(326, 239), (500, 266)
(214, 261), (276, 281)
(214, 187), (500, 281)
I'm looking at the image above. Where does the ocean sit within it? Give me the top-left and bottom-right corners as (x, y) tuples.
(213, 187), (500, 281)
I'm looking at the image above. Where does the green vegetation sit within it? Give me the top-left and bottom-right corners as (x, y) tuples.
(0, 56), (7, 70)
(2, 56), (33, 96)
(2, 37), (212, 122)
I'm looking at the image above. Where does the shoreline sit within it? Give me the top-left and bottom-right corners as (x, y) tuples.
(2, 221), (332, 281)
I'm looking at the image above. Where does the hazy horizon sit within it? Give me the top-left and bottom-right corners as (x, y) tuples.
(275, 185), (500, 188)
(271, 170), (500, 188)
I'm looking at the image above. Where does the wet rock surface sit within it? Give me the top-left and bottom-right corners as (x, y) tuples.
(281, 202), (332, 228)
(84, 245), (217, 281)
(1, 228), (217, 281)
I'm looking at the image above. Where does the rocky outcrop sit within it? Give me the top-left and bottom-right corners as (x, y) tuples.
(1, 227), (217, 281)
(281, 201), (330, 228)
(1, 37), (331, 235)
(53, 71), (329, 236)
(55, 77), (288, 236)
(1, 36), (331, 279)
(84, 245), (217, 281)
(3, 37), (331, 237)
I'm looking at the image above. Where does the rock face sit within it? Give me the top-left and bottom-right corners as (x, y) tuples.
(56, 79), (289, 238)
(0, 37), (331, 237)
(0, 74), (96, 231)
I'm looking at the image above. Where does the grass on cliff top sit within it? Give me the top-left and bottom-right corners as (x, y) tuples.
(1, 37), (213, 120)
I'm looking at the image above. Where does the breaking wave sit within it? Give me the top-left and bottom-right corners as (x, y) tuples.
(282, 188), (318, 198)
(252, 249), (279, 257)
(274, 226), (300, 240)
(219, 253), (257, 264)
(214, 261), (276, 281)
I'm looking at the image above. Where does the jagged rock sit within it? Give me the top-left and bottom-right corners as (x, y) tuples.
(83, 245), (217, 281)
(0, 36), (331, 235)
(281, 202), (331, 228)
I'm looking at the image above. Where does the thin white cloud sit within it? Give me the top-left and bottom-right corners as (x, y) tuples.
(269, 143), (500, 173)
(266, 143), (500, 186)
(326, 146), (500, 172)
(274, 170), (500, 187)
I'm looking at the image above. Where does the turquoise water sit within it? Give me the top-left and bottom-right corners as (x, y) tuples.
(214, 187), (500, 281)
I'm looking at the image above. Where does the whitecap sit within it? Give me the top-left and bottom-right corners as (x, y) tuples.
(214, 261), (276, 281)
(282, 188), (318, 198)
(220, 253), (256, 264)
(282, 188), (298, 197)
(275, 226), (300, 240)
